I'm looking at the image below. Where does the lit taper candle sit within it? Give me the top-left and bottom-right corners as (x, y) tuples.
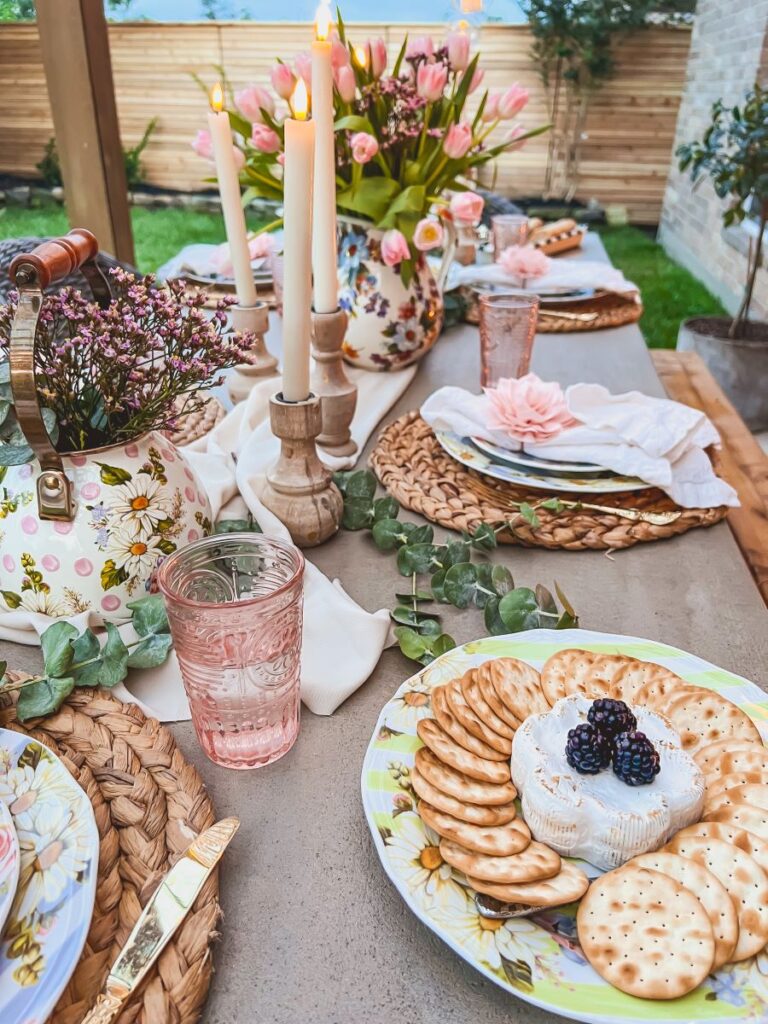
(311, 2), (339, 314)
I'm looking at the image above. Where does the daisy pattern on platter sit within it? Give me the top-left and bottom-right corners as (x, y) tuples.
(0, 749), (75, 826)
(107, 525), (162, 576)
(385, 678), (433, 731)
(384, 812), (466, 911)
(429, 903), (557, 976)
(110, 478), (171, 536)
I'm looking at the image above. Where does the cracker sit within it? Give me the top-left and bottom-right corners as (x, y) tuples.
(467, 860), (589, 909)
(461, 672), (515, 740)
(674, 821), (768, 876)
(608, 660), (685, 705)
(474, 661), (522, 730)
(416, 719), (511, 785)
(629, 851), (737, 969)
(695, 738), (764, 773)
(632, 677), (706, 712)
(418, 801), (530, 856)
(705, 783), (768, 818)
(703, 746), (768, 783)
(707, 802), (768, 843)
(431, 687), (509, 762)
(411, 765), (518, 827)
(576, 866), (715, 999)
(488, 657), (548, 722)
(541, 649), (604, 705)
(663, 690), (762, 754)
(666, 834), (768, 960)
(444, 680), (512, 756)
(439, 837), (561, 884)
(414, 747), (516, 806)
(706, 771), (768, 806)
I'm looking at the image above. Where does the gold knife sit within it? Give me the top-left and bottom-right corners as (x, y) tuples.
(82, 817), (240, 1024)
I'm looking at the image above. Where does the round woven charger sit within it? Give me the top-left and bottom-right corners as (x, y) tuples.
(0, 683), (219, 1024)
(370, 412), (728, 550)
(164, 395), (227, 448)
(460, 286), (643, 332)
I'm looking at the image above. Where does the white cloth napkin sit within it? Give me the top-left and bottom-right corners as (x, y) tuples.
(446, 258), (639, 298)
(421, 383), (739, 509)
(156, 243), (270, 281)
(0, 363), (416, 719)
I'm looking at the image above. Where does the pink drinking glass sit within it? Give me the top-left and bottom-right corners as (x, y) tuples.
(479, 291), (539, 387)
(491, 214), (530, 259)
(157, 533), (305, 770)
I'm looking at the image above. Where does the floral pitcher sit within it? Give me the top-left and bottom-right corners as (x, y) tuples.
(0, 232), (212, 622)
(337, 220), (455, 371)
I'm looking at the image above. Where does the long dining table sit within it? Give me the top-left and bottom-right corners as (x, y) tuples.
(2, 234), (768, 1024)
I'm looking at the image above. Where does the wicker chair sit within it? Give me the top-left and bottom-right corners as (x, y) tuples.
(0, 236), (138, 304)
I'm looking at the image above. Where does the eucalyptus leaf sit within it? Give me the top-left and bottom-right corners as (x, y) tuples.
(409, 524), (434, 544)
(393, 626), (428, 661)
(442, 541), (470, 567)
(342, 497), (374, 531)
(555, 581), (577, 619)
(498, 588), (541, 633)
(556, 610), (579, 629)
(396, 543), (439, 576)
(431, 569), (447, 603)
(17, 676), (75, 722)
(372, 518), (410, 551)
(127, 632), (174, 669)
(127, 594), (170, 637)
(443, 562), (478, 609)
(98, 623), (130, 687)
(535, 584), (558, 615)
(345, 470), (377, 500)
(470, 523), (497, 550)
(0, 442), (34, 466)
(41, 621), (78, 677)
(372, 496), (399, 522)
(484, 597), (508, 636)
(70, 628), (102, 687)
(491, 565), (515, 597)
(390, 605), (439, 627)
(426, 633), (456, 659)
(417, 617), (443, 637)
(540, 497), (565, 513)
(395, 589), (433, 603)
(332, 470), (353, 495)
(472, 562), (496, 609)
(519, 502), (541, 529)
(215, 516), (262, 534)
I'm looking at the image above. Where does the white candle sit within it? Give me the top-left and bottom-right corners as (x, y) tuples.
(282, 79), (315, 403)
(207, 83), (257, 308)
(311, 3), (338, 314)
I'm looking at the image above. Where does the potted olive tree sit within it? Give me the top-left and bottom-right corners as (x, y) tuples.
(676, 83), (768, 429)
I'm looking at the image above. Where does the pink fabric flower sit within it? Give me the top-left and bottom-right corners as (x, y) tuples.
(465, 66), (484, 94)
(481, 91), (500, 122)
(249, 234), (275, 259)
(497, 84), (529, 119)
(368, 37), (387, 78)
(446, 30), (471, 72)
(294, 51), (312, 86)
(449, 191), (484, 225)
(335, 65), (356, 102)
(235, 85), (275, 124)
(271, 63), (296, 100)
(331, 36), (350, 69)
(413, 218), (444, 252)
(350, 131), (379, 164)
(191, 129), (213, 160)
(380, 229), (410, 267)
(484, 374), (576, 444)
(417, 62), (448, 102)
(406, 35), (434, 59)
(251, 123), (281, 154)
(498, 244), (551, 284)
(443, 122), (473, 159)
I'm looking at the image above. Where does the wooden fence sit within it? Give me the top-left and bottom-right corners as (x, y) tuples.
(0, 22), (691, 223)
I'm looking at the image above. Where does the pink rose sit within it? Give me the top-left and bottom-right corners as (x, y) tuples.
(350, 131), (379, 164)
(464, 66), (484, 94)
(481, 92), (500, 122)
(449, 190), (484, 225)
(484, 374), (577, 444)
(249, 234), (274, 259)
(443, 122), (473, 159)
(497, 83), (529, 119)
(498, 244), (551, 284)
(235, 85), (275, 124)
(406, 35), (434, 60)
(331, 36), (350, 69)
(380, 229), (410, 267)
(191, 129), (213, 160)
(413, 218), (444, 252)
(334, 65), (356, 103)
(368, 37), (387, 78)
(271, 63), (296, 100)
(446, 30), (471, 72)
(417, 62), (448, 102)
(251, 123), (281, 154)
(294, 51), (312, 86)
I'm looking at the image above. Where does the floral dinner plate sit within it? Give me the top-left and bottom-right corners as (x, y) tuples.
(469, 436), (616, 479)
(361, 628), (768, 1023)
(0, 801), (19, 939)
(0, 730), (99, 1024)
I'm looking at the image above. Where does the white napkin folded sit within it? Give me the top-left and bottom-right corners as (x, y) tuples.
(446, 258), (639, 298)
(156, 243), (269, 281)
(421, 383), (739, 509)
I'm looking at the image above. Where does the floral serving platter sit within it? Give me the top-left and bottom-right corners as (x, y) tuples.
(0, 801), (19, 938)
(435, 430), (650, 494)
(361, 628), (768, 1024)
(0, 729), (99, 1024)
(469, 436), (616, 479)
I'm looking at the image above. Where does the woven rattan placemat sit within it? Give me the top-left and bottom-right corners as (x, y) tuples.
(460, 286), (643, 333)
(370, 412), (728, 550)
(0, 684), (220, 1024)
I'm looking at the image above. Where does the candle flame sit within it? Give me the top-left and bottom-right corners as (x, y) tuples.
(210, 82), (224, 112)
(314, 2), (333, 41)
(292, 78), (310, 120)
(353, 45), (367, 68)
(456, 18), (469, 32)
(460, 0), (482, 11)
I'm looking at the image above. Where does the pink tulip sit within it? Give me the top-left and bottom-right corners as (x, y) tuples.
(406, 35), (434, 60)
(380, 229), (410, 267)
(334, 65), (356, 103)
(498, 244), (551, 283)
(350, 131), (379, 164)
(271, 63), (296, 100)
(497, 83), (529, 119)
(232, 146), (245, 171)
(191, 129), (213, 160)
(446, 30), (471, 72)
(251, 123), (281, 154)
(331, 35), (350, 69)
(465, 66), (484, 94)
(443, 122), (473, 159)
(481, 92), (500, 122)
(449, 190), (484, 225)
(235, 85), (275, 124)
(368, 37), (387, 78)
(417, 62), (448, 102)
(506, 123), (527, 149)
(484, 374), (576, 444)
(413, 218), (444, 252)
(294, 51), (312, 86)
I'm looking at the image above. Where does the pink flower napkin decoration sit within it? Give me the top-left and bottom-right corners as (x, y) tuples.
(484, 374), (577, 444)
(498, 244), (551, 284)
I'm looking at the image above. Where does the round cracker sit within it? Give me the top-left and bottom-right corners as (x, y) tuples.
(418, 801), (530, 857)
(695, 738), (764, 773)
(444, 680), (512, 755)
(440, 836), (560, 884)
(467, 860), (589, 909)
(432, 687), (509, 762)
(411, 765), (518, 827)
(474, 661), (521, 730)
(487, 657), (548, 723)
(666, 834), (768, 960)
(414, 748), (516, 806)
(576, 866), (715, 999)
(416, 719), (511, 785)
(705, 783), (768, 818)
(609, 660), (685, 705)
(632, 677), (706, 712)
(541, 649), (607, 705)
(707, 802), (768, 843)
(664, 690), (762, 754)
(461, 673), (515, 740)
(629, 851), (737, 969)
(705, 770), (768, 807)
(675, 820), (768, 875)
(705, 746), (768, 782)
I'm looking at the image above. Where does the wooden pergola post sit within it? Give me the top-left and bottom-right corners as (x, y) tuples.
(35, 0), (134, 264)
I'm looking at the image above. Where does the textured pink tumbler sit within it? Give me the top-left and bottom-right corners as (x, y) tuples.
(479, 291), (539, 387)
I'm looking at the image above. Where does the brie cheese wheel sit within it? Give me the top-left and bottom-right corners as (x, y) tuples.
(511, 695), (705, 870)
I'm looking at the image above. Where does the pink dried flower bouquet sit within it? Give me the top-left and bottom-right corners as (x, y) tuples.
(0, 268), (250, 459)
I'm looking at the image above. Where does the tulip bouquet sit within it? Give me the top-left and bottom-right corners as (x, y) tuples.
(192, 17), (547, 286)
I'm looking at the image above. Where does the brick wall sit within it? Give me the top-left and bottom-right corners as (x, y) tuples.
(658, 0), (768, 321)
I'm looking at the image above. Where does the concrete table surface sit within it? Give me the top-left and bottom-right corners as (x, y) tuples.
(3, 237), (768, 1024)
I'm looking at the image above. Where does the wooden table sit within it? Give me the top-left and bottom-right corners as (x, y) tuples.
(3, 239), (768, 1024)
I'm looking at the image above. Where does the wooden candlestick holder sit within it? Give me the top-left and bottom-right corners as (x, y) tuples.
(227, 301), (279, 404)
(311, 307), (358, 457)
(260, 393), (343, 547)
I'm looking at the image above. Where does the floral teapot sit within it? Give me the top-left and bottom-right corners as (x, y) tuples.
(0, 231), (212, 622)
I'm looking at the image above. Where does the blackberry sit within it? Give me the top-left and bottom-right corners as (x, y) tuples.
(587, 698), (637, 739)
(613, 730), (661, 786)
(565, 723), (612, 775)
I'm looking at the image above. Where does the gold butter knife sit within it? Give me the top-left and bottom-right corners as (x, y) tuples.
(82, 817), (240, 1024)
